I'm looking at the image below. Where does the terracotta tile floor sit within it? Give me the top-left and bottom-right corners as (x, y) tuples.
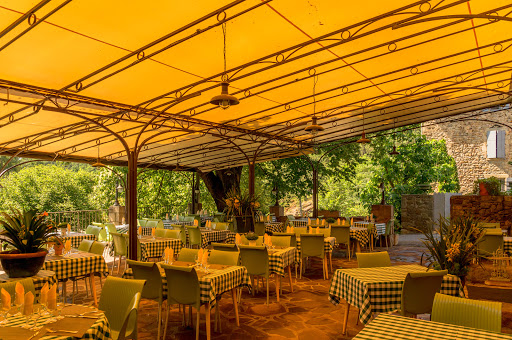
(67, 235), (512, 339)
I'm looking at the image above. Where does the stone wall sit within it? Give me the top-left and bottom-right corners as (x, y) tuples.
(422, 108), (512, 194)
(450, 195), (512, 233)
(402, 195), (434, 230)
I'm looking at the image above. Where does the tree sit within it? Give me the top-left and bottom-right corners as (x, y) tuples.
(198, 167), (242, 212)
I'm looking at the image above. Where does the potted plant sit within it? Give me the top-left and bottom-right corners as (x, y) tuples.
(47, 235), (64, 255)
(393, 222), (402, 245)
(224, 188), (260, 233)
(0, 210), (57, 278)
(473, 177), (502, 196)
(326, 217), (336, 225)
(245, 232), (259, 246)
(415, 215), (484, 287)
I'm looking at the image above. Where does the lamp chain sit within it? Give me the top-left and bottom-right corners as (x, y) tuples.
(222, 22), (227, 75)
(313, 74), (318, 116)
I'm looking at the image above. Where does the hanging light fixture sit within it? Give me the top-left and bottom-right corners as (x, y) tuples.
(356, 112), (370, 155)
(210, 22), (239, 110)
(91, 145), (105, 168)
(389, 119), (400, 156)
(304, 75), (324, 137)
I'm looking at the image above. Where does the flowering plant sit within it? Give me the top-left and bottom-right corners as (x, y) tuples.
(0, 209), (58, 253)
(224, 187), (260, 218)
(417, 215), (484, 277)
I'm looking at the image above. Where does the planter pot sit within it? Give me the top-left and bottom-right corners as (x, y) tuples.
(249, 240), (257, 246)
(479, 182), (489, 196)
(234, 215), (254, 233)
(54, 244), (64, 255)
(0, 250), (47, 278)
(393, 234), (400, 246)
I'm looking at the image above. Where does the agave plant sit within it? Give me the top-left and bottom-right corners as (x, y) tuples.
(0, 209), (58, 253)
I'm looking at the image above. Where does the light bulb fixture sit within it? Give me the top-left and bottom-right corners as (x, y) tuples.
(389, 119), (399, 156)
(210, 82), (239, 110)
(91, 145), (105, 168)
(356, 132), (370, 144)
(116, 182), (124, 191)
(194, 188), (200, 194)
(304, 116), (324, 136)
(389, 145), (399, 155)
(210, 22), (239, 110)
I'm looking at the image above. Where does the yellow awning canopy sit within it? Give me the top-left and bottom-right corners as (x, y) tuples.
(0, 0), (510, 171)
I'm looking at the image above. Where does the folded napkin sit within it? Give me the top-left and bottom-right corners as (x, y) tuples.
(286, 226), (291, 233)
(308, 217), (311, 224)
(64, 239), (72, 253)
(308, 227), (313, 234)
(67, 223), (71, 233)
(322, 219), (326, 225)
(14, 282), (24, 305)
(316, 218), (320, 225)
(1, 288), (11, 309)
(48, 284), (57, 310)
(316, 226), (320, 234)
(166, 213), (169, 220)
(267, 215), (270, 222)
(197, 248), (203, 262)
(22, 292), (34, 315)
(235, 233), (242, 245)
(337, 218), (341, 224)
(263, 234), (268, 245)
(350, 217), (353, 225)
(164, 247), (174, 263)
(342, 219), (346, 226)
(194, 219), (198, 227)
(290, 226), (294, 233)
(151, 228), (156, 236)
(201, 252), (209, 267)
(138, 227), (142, 235)
(39, 283), (49, 305)
(122, 217), (126, 224)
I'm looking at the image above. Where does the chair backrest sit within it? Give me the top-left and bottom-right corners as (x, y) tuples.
(178, 225), (188, 245)
(164, 230), (181, 239)
(330, 226), (350, 245)
(254, 222), (266, 236)
(90, 241), (107, 256)
(212, 242), (238, 252)
(155, 228), (166, 238)
(287, 215), (295, 221)
(208, 249), (240, 266)
(481, 222), (501, 229)
(401, 270), (447, 316)
(145, 220), (159, 229)
(385, 220), (393, 236)
(178, 248), (199, 262)
(183, 216), (195, 222)
(99, 277), (145, 338)
(318, 227), (331, 238)
(187, 226), (202, 246)
(111, 232), (128, 257)
(92, 222), (104, 228)
(105, 223), (117, 236)
(299, 234), (325, 258)
(78, 239), (94, 252)
(238, 245), (269, 276)
(294, 227), (308, 237)
(97, 227), (108, 242)
(161, 264), (200, 308)
(85, 225), (101, 237)
(126, 260), (163, 301)
(356, 251), (391, 268)
(0, 278), (36, 297)
(431, 293), (502, 332)
(213, 213), (226, 222)
(212, 222), (229, 231)
(137, 219), (148, 227)
(478, 232), (504, 256)
(271, 235), (291, 248)
(273, 232), (297, 247)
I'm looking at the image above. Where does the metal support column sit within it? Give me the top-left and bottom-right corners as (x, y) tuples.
(248, 161), (255, 197)
(127, 150), (138, 260)
(312, 168), (318, 218)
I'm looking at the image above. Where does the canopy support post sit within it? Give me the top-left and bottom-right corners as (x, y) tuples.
(248, 161), (255, 197)
(127, 150), (138, 260)
(312, 167), (318, 218)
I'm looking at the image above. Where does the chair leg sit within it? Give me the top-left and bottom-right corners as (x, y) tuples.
(195, 306), (200, 340)
(164, 301), (170, 340)
(275, 274), (280, 302)
(189, 306), (193, 327)
(266, 276), (269, 306)
(342, 302), (350, 335)
(182, 305), (186, 327)
(300, 260), (302, 279)
(214, 305), (219, 332)
(157, 301), (162, 340)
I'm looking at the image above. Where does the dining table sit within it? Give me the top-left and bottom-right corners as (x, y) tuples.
(504, 236), (511, 254)
(264, 222), (284, 233)
(0, 270), (58, 299)
(328, 264), (464, 334)
(137, 235), (183, 262)
(174, 227), (230, 248)
(267, 246), (296, 300)
(0, 303), (111, 340)
(123, 261), (250, 340)
(349, 226), (378, 252)
(295, 236), (335, 272)
(42, 250), (109, 307)
(352, 313), (512, 340)
(61, 232), (96, 249)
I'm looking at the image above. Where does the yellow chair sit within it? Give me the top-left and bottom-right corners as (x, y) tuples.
(356, 251), (391, 268)
(400, 270), (447, 317)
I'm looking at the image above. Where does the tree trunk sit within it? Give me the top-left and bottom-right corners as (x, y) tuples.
(198, 167), (242, 212)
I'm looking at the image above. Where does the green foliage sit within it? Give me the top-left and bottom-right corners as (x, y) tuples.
(472, 177), (502, 196)
(245, 232), (259, 241)
(0, 210), (57, 253)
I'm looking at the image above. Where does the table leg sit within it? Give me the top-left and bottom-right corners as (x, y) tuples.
(342, 302), (350, 335)
(231, 288), (240, 326)
(205, 302), (211, 340)
(329, 252), (333, 273)
(287, 266), (293, 293)
(356, 240), (361, 253)
(275, 274), (280, 302)
(89, 273), (98, 307)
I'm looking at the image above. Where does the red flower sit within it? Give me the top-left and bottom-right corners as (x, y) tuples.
(42, 212), (48, 217)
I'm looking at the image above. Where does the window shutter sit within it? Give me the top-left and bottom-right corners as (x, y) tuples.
(497, 130), (506, 158)
(487, 130), (497, 158)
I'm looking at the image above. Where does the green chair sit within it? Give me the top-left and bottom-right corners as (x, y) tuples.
(78, 239), (94, 252)
(356, 251), (391, 268)
(380, 220), (394, 248)
(0, 278), (35, 297)
(164, 230), (180, 239)
(90, 241), (108, 286)
(400, 270), (447, 317)
(299, 234), (328, 280)
(146, 220), (159, 229)
(183, 216), (195, 223)
(432, 293), (502, 332)
(186, 226), (202, 249)
(273, 232), (297, 248)
(105, 223), (116, 242)
(270, 235), (291, 248)
(160, 265), (205, 340)
(111, 232), (128, 274)
(254, 222), (266, 236)
(126, 260), (166, 340)
(238, 245), (272, 305)
(208, 250), (239, 266)
(178, 225), (188, 247)
(92, 222), (104, 228)
(178, 248), (199, 262)
(212, 222), (229, 231)
(286, 215), (295, 221)
(212, 243), (238, 252)
(155, 229), (166, 238)
(330, 226), (351, 260)
(366, 223), (376, 251)
(293, 227), (308, 237)
(73, 241), (108, 300)
(481, 222), (501, 229)
(137, 219), (148, 227)
(478, 229), (504, 257)
(99, 277), (145, 340)
(85, 225), (101, 238)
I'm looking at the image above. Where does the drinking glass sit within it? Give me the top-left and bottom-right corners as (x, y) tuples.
(0, 303), (10, 325)
(194, 255), (200, 267)
(28, 305), (41, 329)
(14, 293), (23, 315)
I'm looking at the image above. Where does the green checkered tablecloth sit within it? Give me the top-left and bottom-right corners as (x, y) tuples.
(62, 233), (96, 249)
(328, 264), (464, 325)
(0, 270), (57, 299)
(504, 237), (511, 254)
(43, 251), (109, 281)
(268, 247), (296, 277)
(199, 230), (230, 248)
(123, 264), (250, 305)
(295, 237), (334, 263)
(353, 313), (512, 340)
(265, 223), (284, 233)
(139, 237), (183, 262)
(350, 227), (377, 247)
(0, 304), (111, 339)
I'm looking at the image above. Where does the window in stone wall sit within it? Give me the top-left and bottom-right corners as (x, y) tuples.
(487, 129), (506, 158)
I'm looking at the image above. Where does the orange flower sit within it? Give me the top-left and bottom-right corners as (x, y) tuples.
(42, 212), (48, 217)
